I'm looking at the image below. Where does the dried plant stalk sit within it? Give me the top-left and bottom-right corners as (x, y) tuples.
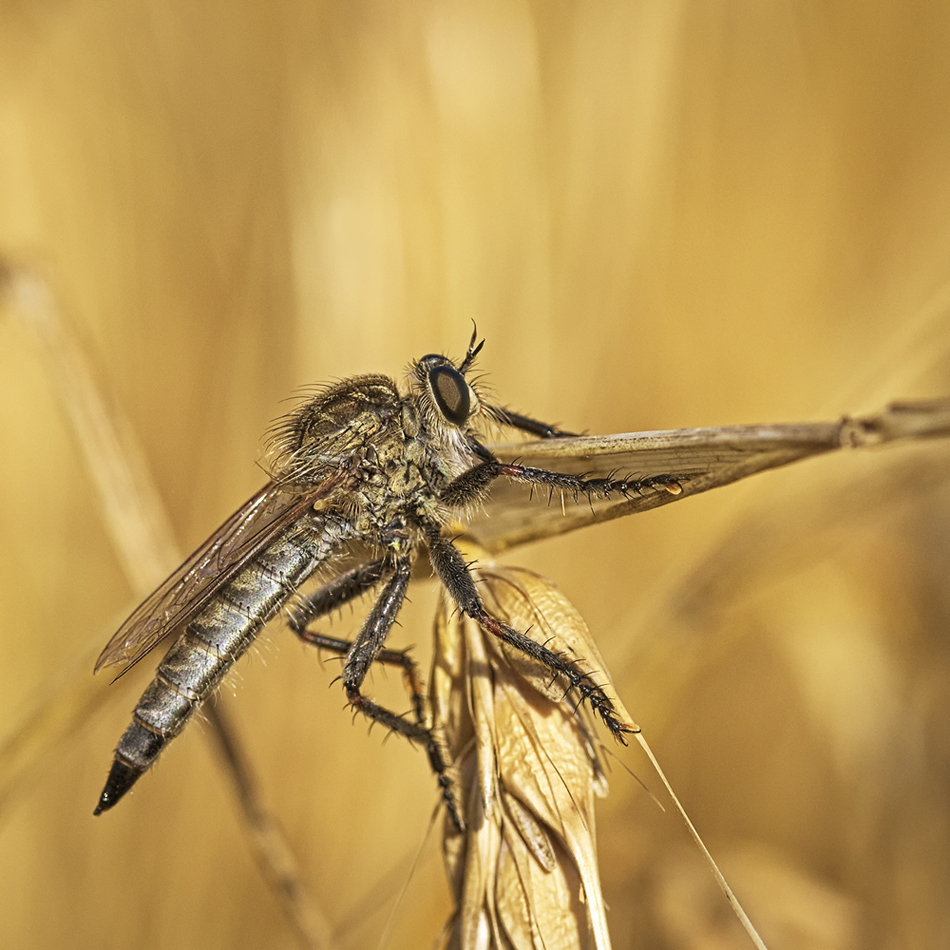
(473, 400), (950, 552)
(432, 540), (635, 950)
(0, 266), (334, 950)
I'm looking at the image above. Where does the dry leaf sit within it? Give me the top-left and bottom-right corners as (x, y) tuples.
(433, 541), (633, 950)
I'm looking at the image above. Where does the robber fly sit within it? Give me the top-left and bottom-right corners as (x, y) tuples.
(94, 332), (683, 826)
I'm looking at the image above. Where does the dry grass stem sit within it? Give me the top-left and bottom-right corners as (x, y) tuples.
(0, 266), (332, 949)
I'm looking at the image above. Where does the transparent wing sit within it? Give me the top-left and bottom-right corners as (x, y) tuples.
(95, 475), (346, 674)
(471, 399), (950, 553)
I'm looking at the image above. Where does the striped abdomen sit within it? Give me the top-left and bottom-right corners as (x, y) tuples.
(95, 521), (340, 813)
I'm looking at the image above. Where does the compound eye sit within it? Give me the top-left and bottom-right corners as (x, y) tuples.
(429, 365), (472, 426)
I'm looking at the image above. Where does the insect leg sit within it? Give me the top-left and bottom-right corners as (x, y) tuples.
(441, 456), (682, 507)
(497, 462), (683, 498)
(288, 558), (389, 627)
(425, 525), (635, 743)
(485, 406), (578, 439)
(341, 558), (462, 830)
(287, 559), (425, 724)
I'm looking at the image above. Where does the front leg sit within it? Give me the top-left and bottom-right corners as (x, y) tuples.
(485, 406), (577, 439)
(440, 455), (683, 508)
(496, 462), (684, 500)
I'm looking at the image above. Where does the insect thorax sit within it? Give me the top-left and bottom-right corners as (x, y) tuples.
(270, 374), (478, 547)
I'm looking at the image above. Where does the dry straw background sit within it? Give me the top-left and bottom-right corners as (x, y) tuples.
(3, 2), (950, 948)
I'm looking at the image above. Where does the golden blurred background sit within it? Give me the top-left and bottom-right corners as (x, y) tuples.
(2, 2), (950, 948)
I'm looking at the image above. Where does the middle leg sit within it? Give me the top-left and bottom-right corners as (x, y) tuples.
(287, 559), (425, 722)
(333, 558), (462, 830)
(424, 524), (637, 744)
